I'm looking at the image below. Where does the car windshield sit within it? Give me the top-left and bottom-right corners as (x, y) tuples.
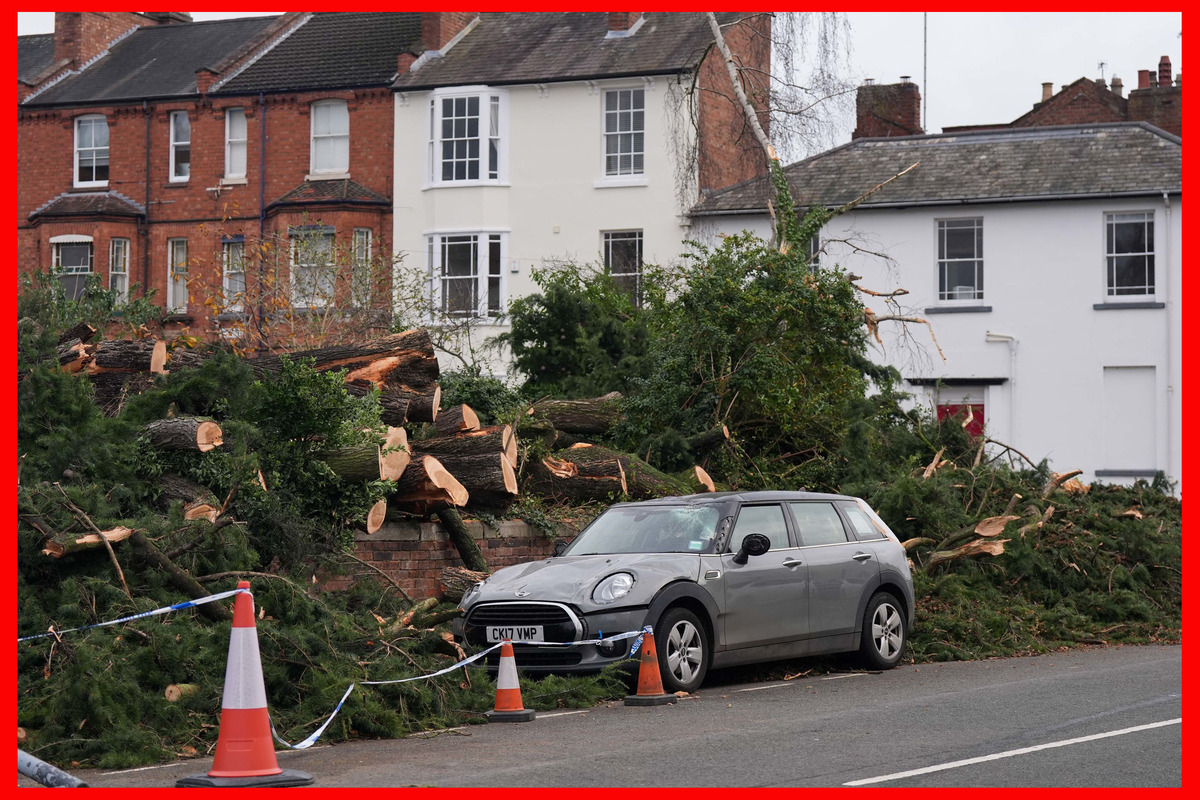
(565, 504), (721, 555)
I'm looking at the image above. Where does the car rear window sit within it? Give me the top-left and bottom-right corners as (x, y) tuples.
(789, 502), (849, 546)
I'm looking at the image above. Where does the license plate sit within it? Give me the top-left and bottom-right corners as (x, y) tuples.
(486, 625), (543, 643)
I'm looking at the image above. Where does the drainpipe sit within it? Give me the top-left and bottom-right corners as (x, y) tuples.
(141, 100), (151, 294)
(1162, 191), (1174, 492)
(985, 331), (1018, 446)
(257, 91), (267, 353)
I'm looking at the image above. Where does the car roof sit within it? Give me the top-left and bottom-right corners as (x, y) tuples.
(609, 490), (858, 508)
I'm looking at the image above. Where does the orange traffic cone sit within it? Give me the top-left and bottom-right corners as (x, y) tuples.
(485, 640), (536, 722)
(624, 628), (676, 706)
(177, 581), (314, 787)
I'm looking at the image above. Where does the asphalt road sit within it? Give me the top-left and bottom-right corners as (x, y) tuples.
(21, 644), (1181, 788)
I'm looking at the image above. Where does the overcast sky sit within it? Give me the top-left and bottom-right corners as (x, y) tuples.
(18, 11), (1182, 145)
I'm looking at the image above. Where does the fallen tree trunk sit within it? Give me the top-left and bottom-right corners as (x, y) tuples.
(435, 404), (481, 435)
(57, 341), (92, 373)
(412, 424), (516, 466)
(58, 321), (97, 346)
(251, 328), (440, 394)
(87, 339), (167, 375)
(686, 425), (730, 455)
(344, 382), (441, 425)
(365, 499), (387, 534)
(561, 443), (690, 499)
(319, 426), (411, 484)
(523, 453), (627, 504)
(434, 507), (490, 573)
(41, 526), (134, 558)
(678, 465), (716, 493)
(393, 455), (469, 508)
(156, 473), (221, 522)
(530, 391), (622, 435)
(90, 372), (158, 416)
(144, 417), (224, 452)
(440, 566), (490, 603)
(128, 531), (229, 622)
(430, 453), (518, 497)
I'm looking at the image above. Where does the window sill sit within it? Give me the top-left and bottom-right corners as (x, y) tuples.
(422, 181), (510, 190)
(924, 305), (992, 315)
(1093, 301), (1165, 310)
(220, 177), (248, 186)
(215, 311), (249, 322)
(594, 176), (648, 189)
(70, 184), (108, 192)
(161, 181), (190, 189)
(305, 172), (351, 182)
(163, 312), (193, 324)
(1094, 469), (1159, 478)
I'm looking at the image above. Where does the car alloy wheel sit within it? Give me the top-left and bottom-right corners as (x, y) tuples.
(656, 607), (708, 693)
(860, 591), (906, 669)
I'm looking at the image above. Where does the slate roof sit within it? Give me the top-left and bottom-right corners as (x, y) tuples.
(690, 123), (1183, 216)
(24, 16), (279, 106)
(18, 33), (56, 84)
(268, 179), (390, 209)
(393, 12), (754, 90)
(218, 13), (423, 94)
(29, 191), (146, 221)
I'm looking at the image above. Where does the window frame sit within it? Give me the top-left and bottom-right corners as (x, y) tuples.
(168, 110), (191, 183)
(426, 231), (506, 319)
(224, 107), (247, 181)
(728, 503), (795, 551)
(1104, 210), (1156, 299)
(309, 100), (350, 177)
(426, 86), (508, 186)
(290, 227), (337, 308)
(602, 229), (644, 306)
(603, 87), (646, 178)
(74, 114), (110, 189)
(53, 238), (94, 301)
(936, 217), (984, 302)
(167, 238), (189, 313)
(787, 501), (851, 547)
(350, 227), (373, 308)
(221, 237), (246, 313)
(109, 238), (129, 303)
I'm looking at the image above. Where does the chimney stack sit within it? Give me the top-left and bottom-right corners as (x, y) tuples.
(1110, 76), (1123, 97)
(421, 12), (477, 52)
(853, 78), (923, 139)
(1158, 55), (1172, 87)
(608, 13), (642, 32)
(1138, 69), (1152, 90)
(1041, 82), (1054, 102)
(143, 12), (192, 25)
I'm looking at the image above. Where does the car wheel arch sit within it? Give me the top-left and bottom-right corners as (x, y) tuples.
(855, 576), (913, 635)
(645, 580), (719, 650)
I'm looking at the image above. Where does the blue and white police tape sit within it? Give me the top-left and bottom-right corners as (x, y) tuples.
(269, 628), (648, 750)
(629, 625), (653, 658)
(16, 587), (249, 643)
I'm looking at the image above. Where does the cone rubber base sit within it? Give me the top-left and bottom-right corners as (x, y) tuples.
(485, 708), (537, 723)
(176, 768), (314, 788)
(624, 692), (676, 706)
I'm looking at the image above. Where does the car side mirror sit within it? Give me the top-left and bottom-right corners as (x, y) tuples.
(731, 533), (771, 564)
(552, 538), (570, 557)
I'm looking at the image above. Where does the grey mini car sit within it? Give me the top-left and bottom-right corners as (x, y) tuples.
(454, 491), (915, 693)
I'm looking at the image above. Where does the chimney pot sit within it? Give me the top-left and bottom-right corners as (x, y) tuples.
(1110, 76), (1123, 97)
(863, 77), (875, 85)
(1158, 55), (1172, 87)
(900, 75), (911, 84)
(1041, 82), (1053, 102)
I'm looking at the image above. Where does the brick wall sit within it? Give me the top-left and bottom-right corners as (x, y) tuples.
(323, 519), (583, 598)
(853, 81), (923, 139)
(696, 13), (772, 195)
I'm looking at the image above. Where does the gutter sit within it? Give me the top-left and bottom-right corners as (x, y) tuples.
(141, 100), (151, 295)
(1162, 190), (1174, 491)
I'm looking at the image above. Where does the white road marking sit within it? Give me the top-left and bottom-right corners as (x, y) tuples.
(844, 718), (1182, 785)
(539, 709), (593, 718)
(734, 683), (796, 692)
(821, 673), (869, 681)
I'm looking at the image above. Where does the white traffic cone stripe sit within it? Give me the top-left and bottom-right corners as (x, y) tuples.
(221, 626), (269, 710)
(496, 649), (520, 691)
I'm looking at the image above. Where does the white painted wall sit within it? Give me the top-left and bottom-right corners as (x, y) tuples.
(393, 77), (697, 376)
(693, 195), (1183, 492)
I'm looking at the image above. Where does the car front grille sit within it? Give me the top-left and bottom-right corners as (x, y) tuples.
(462, 602), (581, 649)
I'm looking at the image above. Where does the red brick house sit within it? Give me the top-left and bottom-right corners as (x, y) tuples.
(17, 12), (421, 348)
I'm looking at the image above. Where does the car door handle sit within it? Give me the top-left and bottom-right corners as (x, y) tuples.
(852, 552), (873, 563)
(782, 558), (804, 569)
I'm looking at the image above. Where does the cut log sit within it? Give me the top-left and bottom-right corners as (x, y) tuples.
(144, 417), (223, 452)
(524, 454), (627, 504)
(165, 684), (199, 702)
(679, 465), (716, 493)
(435, 404), (481, 435)
(41, 526), (134, 558)
(87, 339), (167, 375)
(58, 321), (97, 346)
(345, 382), (441, 425)
(393, 455), (469, 507)
(379, 426), (410, 481)
(365, 499), (387, 534)
(440, 566), (490, 603)
(530, 392), (622, 435)
(322, 444), (386, 483)
(517, 419), (558, 450)
(412, 424), (516, 466)
(429, 453), (518, 497)
(400, 596), (440, 627)
(156, 474), (220, 522)
(686, 425), (730, 455)
(558, 443), (689, 499)
(250, 328), (440, 393)
(57, 341), (92, 373)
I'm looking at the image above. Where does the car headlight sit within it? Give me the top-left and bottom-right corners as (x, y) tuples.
(458, 582), (482, 610)
(593, 572), (634, 604)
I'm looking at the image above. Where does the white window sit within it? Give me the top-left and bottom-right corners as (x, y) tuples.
(806, 233), (821, 271)
(167, 238), (188, 313)
(428, 88), (506, 184)
(427, 232), (505, 317)
(937, 218), (983, 301)
(169, 111), (190, 182)
(604, 88), (645, 176)
(53, 238), (94, 300)
(74, 114), (109, 188)
(225, 108), (247, 180)
(222, 238), (246, 313)
(1106, 212), (1155, 297)
(310, 100), (349, 176)
(109, 238), (129, 303)
(351, 228), (373, 307)
(291, 228), (336, 308)
(168, 237), (188, 311)
(603, 230), (643, 305)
